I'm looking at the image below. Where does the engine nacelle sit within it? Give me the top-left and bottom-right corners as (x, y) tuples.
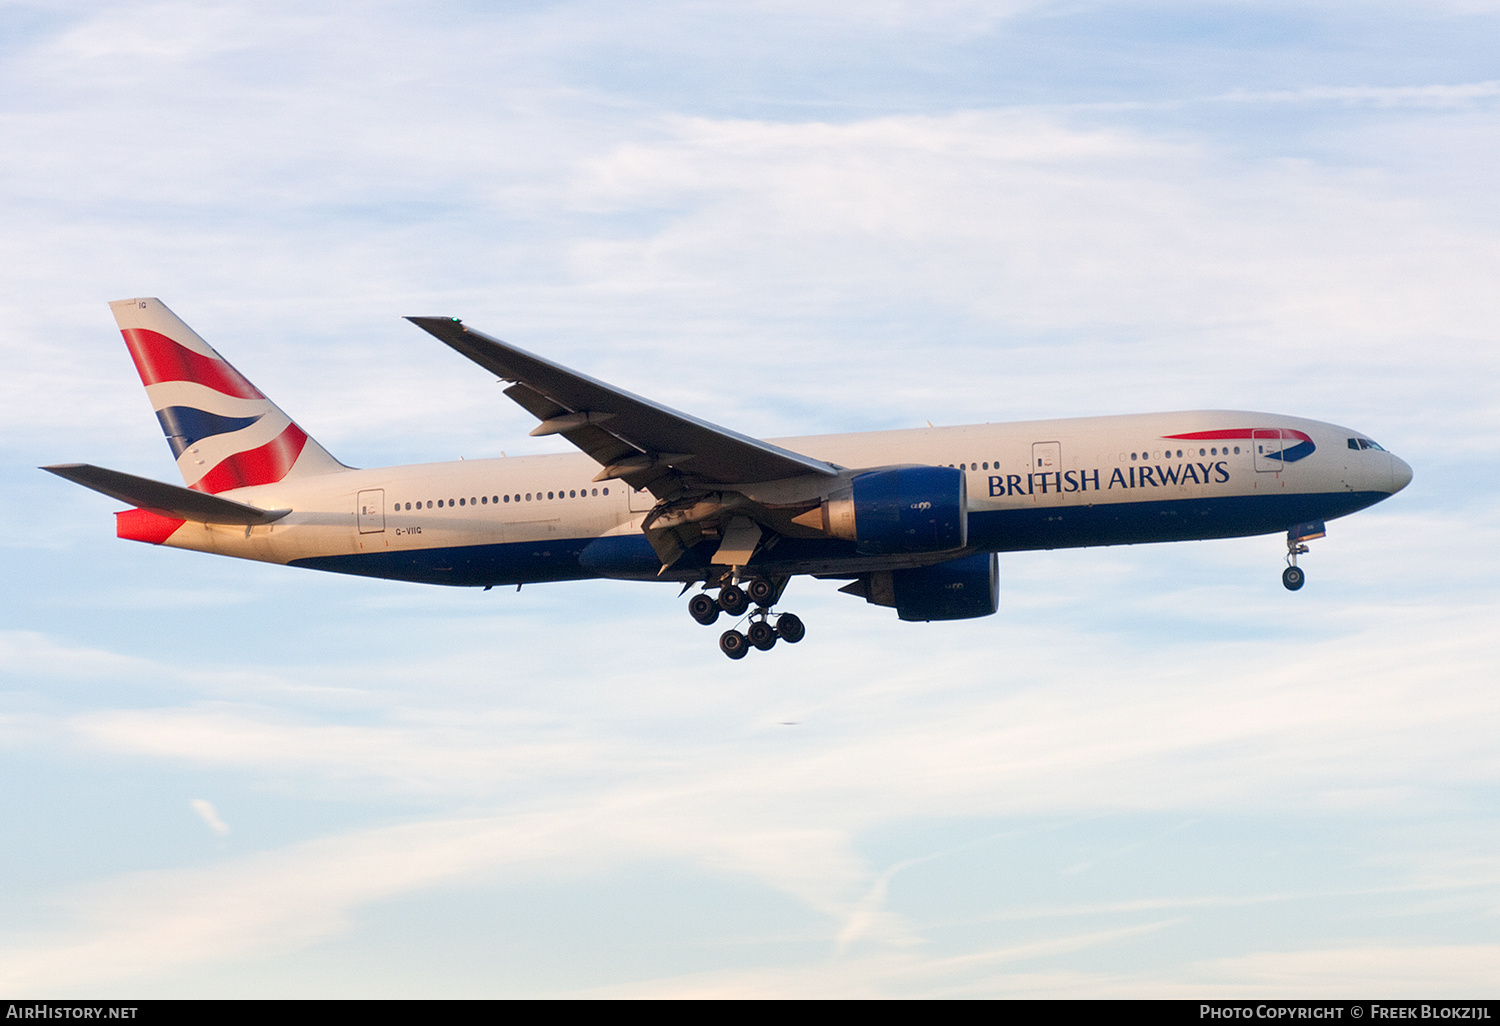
(838, 552), (1000, 622)
(818, 466), (967, 555)
(892, 552), (998, 621)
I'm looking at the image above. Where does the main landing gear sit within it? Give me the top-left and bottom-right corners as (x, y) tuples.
(688, 578), (806, 659)
(1282, 520), (1326, 592)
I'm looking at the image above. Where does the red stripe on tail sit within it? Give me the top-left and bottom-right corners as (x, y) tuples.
(121, 328), (265, 400)
(116, 508), (186, 544)
(191, 423), (309, 493)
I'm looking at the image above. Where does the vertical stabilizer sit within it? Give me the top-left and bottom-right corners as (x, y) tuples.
(110, 298), (346, 493)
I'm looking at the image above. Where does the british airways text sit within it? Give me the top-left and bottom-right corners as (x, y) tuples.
(989, 461), (1231, 497)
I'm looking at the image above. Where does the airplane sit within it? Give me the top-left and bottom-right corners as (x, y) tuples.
(44, 298), (1414, 659)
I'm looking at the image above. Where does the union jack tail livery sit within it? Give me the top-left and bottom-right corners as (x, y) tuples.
(110, 298), (346, 493)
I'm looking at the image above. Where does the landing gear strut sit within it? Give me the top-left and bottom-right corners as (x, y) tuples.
(1282, 520), (1325, 591)
(690, 577), (806, 658)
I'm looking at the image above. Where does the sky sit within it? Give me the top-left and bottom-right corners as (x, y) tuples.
(2, 0), (1498, 998)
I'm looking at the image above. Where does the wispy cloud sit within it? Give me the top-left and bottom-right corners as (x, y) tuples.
(1213, 81), (1500, 107)
(189, 798), (230, 837)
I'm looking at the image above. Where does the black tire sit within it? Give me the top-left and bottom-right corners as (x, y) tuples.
(1282, 566), (1305, 591)
(776, 612), (806, 644)
(688, 593), (720, 625)
(720, 629), (749, 660)
(748, 620), (778, 651)
(719, 584), (749, 616)
(747, 578), (776, 605)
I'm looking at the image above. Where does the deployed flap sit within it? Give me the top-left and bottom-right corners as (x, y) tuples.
(42, 464), (291, 525)
(406, 317), (839, 491)
(711, 516), (763, 566)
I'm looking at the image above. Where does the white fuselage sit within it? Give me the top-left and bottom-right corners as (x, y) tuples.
(141, 410), (1409, 588)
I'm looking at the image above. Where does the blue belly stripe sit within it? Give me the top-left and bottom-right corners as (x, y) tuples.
(289, 490), (1392, 587)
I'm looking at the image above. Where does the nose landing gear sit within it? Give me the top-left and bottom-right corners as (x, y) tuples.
(1282, 564), (1305, 591)
(691, 577), (805, 658)
(1282, 520), (1325, 591)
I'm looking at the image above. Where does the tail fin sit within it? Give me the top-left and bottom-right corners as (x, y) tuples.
(110, 298), (346, 493)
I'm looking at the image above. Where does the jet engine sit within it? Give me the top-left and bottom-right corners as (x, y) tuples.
(838, 551), (999, 622)
(802, 466), (967, 555)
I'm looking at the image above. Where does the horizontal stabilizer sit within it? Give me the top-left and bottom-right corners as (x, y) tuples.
(41, 464), (290, 525)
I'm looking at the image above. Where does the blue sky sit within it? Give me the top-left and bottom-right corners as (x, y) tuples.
(2, 0), (1498, 997)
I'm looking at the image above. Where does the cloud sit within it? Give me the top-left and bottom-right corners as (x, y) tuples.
(1214, 81), (1500, 107)
(0, 586), (1486, 992)
(1185, 944), (1500, 997)
(189, 798), (230, 837)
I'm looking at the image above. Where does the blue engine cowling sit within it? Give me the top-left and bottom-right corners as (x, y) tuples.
(835, 466), (967, 555)
(892, 552), (999, 621)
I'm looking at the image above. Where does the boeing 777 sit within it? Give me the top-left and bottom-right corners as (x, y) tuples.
(45, 299), (1413, 658)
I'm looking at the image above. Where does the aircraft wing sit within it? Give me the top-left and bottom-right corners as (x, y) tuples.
(406, 317), (840, 494)
(42, 464), (291, 525)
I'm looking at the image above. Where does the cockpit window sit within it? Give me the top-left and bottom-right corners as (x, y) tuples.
(1349, 437), (1385, 451)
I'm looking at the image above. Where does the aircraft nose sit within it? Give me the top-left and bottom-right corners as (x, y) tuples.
(1390, 453), (1413, 493)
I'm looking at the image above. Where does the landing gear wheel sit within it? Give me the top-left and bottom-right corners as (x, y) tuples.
(776, 613), (806, 644)
(1282, 566), (1305, 591)
(747, 579), (776, 605)
(719, 584), (749, 617)
(748, 620), (778, 651)
(720, 629), (749, 660)
(688, 593), (720, 625)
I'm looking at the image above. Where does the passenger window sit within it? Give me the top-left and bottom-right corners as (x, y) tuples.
(569, 490), (576, 498)
(603, 487), (609, 495)
(459, 498), (465, 506)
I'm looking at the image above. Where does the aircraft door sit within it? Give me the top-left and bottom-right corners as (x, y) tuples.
(357, 489), (385, 533)
(628, 485), (655, 513)
(1253, 430), (1283, 473)
(1032, 441), (1061, 473)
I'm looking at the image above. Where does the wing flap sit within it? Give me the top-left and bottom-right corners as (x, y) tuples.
(42, 463), (291, 525)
